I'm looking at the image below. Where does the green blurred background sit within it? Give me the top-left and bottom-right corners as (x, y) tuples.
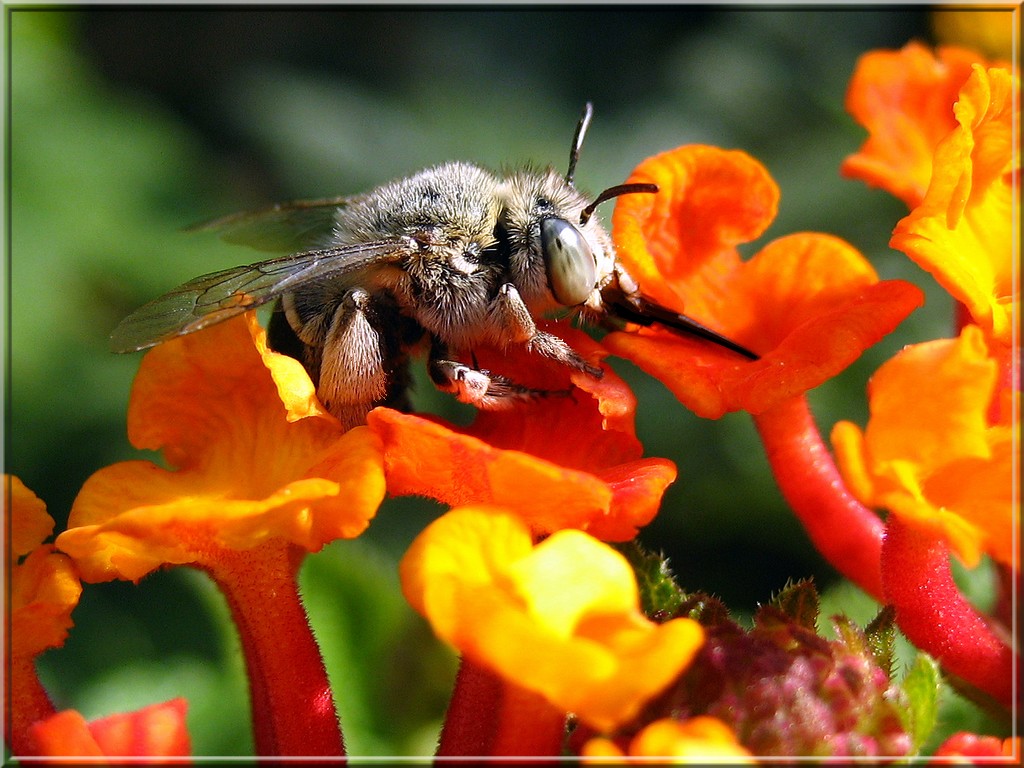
(7, 7), (997, 757)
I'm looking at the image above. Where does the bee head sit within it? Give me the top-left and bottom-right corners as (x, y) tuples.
(499, 104), (658, 313)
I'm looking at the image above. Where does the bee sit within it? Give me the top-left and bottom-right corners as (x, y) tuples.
(112, 104), (757, 429)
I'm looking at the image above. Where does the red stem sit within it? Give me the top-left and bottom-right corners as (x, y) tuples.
(202, 541), (344, 758)
(753, 395), (885, 601)
(5, 655), (56, 756)
(436, 657), (566, 759)
(882, 515), (1016, 709)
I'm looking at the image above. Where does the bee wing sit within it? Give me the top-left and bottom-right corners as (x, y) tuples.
(187, 195), (364, 252)
(110, 239), (409, 353)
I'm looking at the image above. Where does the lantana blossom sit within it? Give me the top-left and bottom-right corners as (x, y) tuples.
(5, 475), (190, 759)
(889, 64), (1018, 347)
(838, 42), (1019, 712)
(6, 474), (82, 754)
(831, 324), (1015, 569)
(367, 323), (676, 541)
(55, 313), (387, 757)
(399, 506), (705, 733)
(57, 312), (385, 582)
(604, 144), (924, 419)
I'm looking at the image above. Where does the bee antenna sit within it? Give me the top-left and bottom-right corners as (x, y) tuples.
(565, 102), (594, 186)
(579, 182), (659, 226)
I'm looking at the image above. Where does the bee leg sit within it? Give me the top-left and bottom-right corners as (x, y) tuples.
(491, 283), (603, 378)
(428, 339), (550, 410)
(316, 289), (411, 429)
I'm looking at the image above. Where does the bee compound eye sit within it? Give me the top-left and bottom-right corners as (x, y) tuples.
(539, 217), (597, 306)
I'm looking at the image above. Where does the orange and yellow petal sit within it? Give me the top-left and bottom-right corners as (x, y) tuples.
(29, 699), (191, 758)
(5, 477), (82, 657)
(831, 325), (1015, 567)
(369, 409), (675, 542)
(890, 65), (1019, 346)
(368, 326), (675, 541)
(400, 507), (704, 732)
(10, 545), (82, 657)
(467, 325), (646, 468)
(127, 312), (343, 476)
(57, 314), (385, 583)
(841, 43), (992, 208)
(582, 717), (753, 762)
(606, 228), (923, 418)
(611, 144), (778, 330)
(7, 475), (55, 558)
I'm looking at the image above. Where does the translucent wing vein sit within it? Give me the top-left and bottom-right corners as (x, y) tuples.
(110, 239), (409, 352)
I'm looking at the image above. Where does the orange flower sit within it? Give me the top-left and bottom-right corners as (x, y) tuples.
(6, 476), (81, 658)
(604, 145), (923, 419)
(400, 507), (705, 732)
(56, 313), (385, 582)
(5, 475), (83, 754)
(367, 324), (676, 541)
(29, 699), (191, 759)
(841, 42), (995, 208)
(831, 325), (1016, 568)
(890, 64), (1019, 347)
(54, 313), (381, 756)
(582, 717), (753, 762)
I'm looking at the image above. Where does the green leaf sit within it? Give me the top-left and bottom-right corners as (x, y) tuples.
(900, 653), (942, 755)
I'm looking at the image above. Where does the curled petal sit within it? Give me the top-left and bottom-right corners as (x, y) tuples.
(59, 426), (383, 583)
(612, 144), (778, 327)
(842, 43), (991, 208)
(369, 326), (675, 541)
(10, 546), (82, 657)
(831, 325), (1015, 567)
(401, 507), (704, 732)
(58, 314), (385, 582)
(606, 232), (923, 417)
(890, 65), (1019, 346)
(6, 476), (82, 657)
(7, 475), (54, 558)
(127, 312), (344, 473)
(370, 409), (675, 542)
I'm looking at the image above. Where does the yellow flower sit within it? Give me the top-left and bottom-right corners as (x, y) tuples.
(890, 64), (1019, 347)
(831, 325), (1015, 568)
(582, 717), (753, 762)
(400, 507), (704, 732)
(56, 313), (385, 582)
